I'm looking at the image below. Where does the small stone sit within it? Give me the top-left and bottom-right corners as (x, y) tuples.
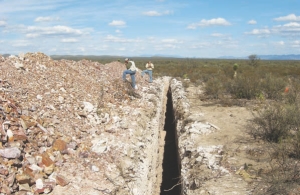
(1, 183), (11, 195)
(0, 168), (9, 176)
(67, 141), (77, 150)
(0, 147), (21, 159)
(83, 101), (94, 113)
(7, 173), (16, 187)
(37, 95), (43, 100)
(56, 175), (69, 186)
(44, 164), (55, 175)
(7, 129), (14, 142)
(52, 139), (67, 152)
(91, 165), (99, 172)
(12, 129), (28, 141)
(26, 156), (37, 164)
(34, 181), (55, 194)
(41, 152), (54, 167)
(58, 96), (64, 103)
(16, 173), (32, 184)
(35, 178), (44, 189)
(14, 62), (24, 69)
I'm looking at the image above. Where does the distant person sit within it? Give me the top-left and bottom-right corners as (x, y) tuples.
(123, 58), (137, 89)
(141, 61), (154, 83)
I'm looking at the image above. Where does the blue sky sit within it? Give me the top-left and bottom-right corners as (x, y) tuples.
(1, 0), (300, 58)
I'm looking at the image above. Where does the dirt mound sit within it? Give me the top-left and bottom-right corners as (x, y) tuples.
(0, 52), (165, 194)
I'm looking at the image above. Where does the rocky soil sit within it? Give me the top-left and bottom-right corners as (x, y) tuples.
(0, 53), (171, 195)
(178, 83), (300, 195)
(1, 53), (298, 195)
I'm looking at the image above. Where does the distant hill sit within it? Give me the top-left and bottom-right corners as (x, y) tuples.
(258, 54), (300, 60)
(218, 56), (246, 59)
(1, 54), (11, 57)
(218, 54), (300, 60)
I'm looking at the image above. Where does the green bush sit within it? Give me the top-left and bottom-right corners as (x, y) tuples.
(204, 77), (224, 99)
(284, 78), (300, 104)
(291, 130), (300, 158)
(254, 142), (300, 195)
(228, 73), (261, 99)
(260, 73), (286, 100)
(250, 103), (292, 142)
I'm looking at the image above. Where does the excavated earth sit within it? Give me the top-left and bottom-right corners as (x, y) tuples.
(0, 53), (171, 195)
(1, 53), (298, 195)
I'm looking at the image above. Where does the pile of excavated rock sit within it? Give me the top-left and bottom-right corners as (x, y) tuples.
(0, 52), (171, 195)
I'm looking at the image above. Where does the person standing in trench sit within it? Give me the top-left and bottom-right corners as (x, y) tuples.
(122, 58), (137, 89)
(141, 61), (154, 83)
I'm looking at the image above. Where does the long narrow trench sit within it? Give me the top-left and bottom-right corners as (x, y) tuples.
(160, 89), (182, 195)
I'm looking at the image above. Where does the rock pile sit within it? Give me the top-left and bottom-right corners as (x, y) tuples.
(0, 52), (170, 195)
(169, 79), (230, 195)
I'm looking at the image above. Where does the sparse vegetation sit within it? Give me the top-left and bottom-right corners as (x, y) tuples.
(248, 54), (260, 67)
(62, 55), (300, 193)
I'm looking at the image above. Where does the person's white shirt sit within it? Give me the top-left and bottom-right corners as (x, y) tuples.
(128, 60), (137, 71)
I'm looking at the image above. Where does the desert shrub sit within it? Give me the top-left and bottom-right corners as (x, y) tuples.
(260, 73), (287, 100)
(204, 77), (224, 99)
(220, 64), (235, 79)
(253, 142), (300, 195)
(284, 78), (300, 104)
(248, 54), (260, 67)
(290, 130), (300, 158)
(228, 73), (261, 99)
(250, 103), (292, 142)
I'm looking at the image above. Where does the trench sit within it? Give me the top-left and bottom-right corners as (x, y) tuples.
(160, 88), (182, 195)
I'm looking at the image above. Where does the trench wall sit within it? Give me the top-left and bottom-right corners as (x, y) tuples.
(120, 77), (188, 195)
(169, 78), (191, 195)
(141, 77), (171, 195)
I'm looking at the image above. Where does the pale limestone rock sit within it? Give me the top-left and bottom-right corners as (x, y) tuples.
(0, 147), (21, 158)
(91, 138), (108, 154)
(83, 101), (94, 113)
(14, 62), (24, 69)
(36, 178), (44, 189)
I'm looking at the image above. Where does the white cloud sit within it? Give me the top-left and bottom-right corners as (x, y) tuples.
(283, 22), (300, 27)
(143, 11), (161, 16)
(0, 20), (7, 27)
(187, 18), (231, 29)
(115, 29), (121, 33)
(291, 40), (300, 47)
(155, 44), (179, 50)
(143, 10), (172, 16)
(104, 35), (125, 42)
(161, 39), (182, 44)
(245, 22), (300, 38)
(274, 14), (300, 22)
(35, 16), (60, 22)
(273, 22), (300, 36)
(12, 40), (31, 47)
(61, 38), (78, 43)
(211, 33), (224, 37)
(77, 47), (85, 52)
(271, 41), (285, 46)
(109, 20), (126, 27)
(245, 28), (271, 35)
(104, 35), (141, 43)
(248, 20), (257, 25)
(26, 33), (39, 38)
(26, 25), (87, 37)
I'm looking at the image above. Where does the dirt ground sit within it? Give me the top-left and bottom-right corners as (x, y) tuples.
(184, 83), (272, 195)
